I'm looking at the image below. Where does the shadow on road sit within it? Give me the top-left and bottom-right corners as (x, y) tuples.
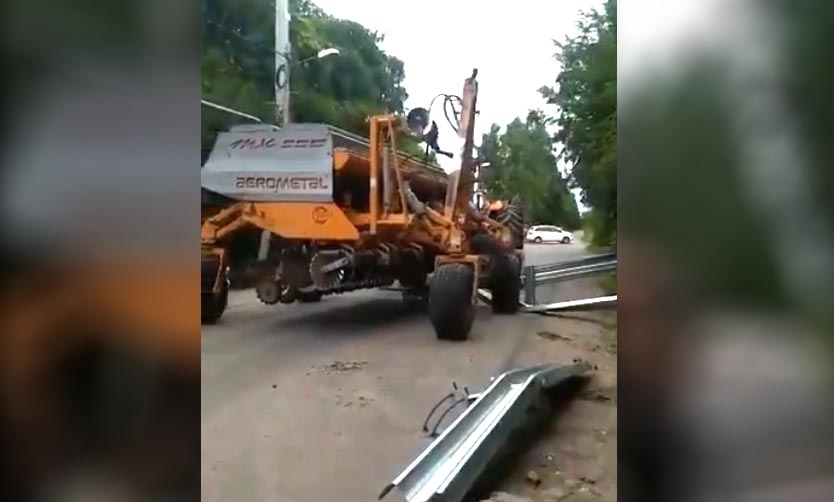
(274, 298), (426, 334)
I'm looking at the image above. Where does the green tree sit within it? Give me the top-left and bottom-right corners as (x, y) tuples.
(200, 0), (428, 276)
(201, 0), (422, 155)
(478, 112), (581, 229)
(540, 0), (616, 246)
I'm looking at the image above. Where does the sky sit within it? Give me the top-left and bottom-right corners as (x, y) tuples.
(311, 0), (604, 212)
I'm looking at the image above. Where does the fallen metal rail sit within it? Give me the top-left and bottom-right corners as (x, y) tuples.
(477, 289), (617, 314)
(380, 362), (591, 502)
(522, 295), (617, 313)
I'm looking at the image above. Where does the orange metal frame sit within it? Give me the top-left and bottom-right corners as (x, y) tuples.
(200, 114), (457, 249)
(199, 108), (514, 301)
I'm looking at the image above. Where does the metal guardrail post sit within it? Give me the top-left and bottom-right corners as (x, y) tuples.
(523, 265), (536, 305)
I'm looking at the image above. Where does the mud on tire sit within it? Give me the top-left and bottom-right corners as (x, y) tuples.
(428, 264), (475, 341)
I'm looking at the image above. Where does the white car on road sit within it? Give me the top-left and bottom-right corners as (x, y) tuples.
(526, 225), (573, 244)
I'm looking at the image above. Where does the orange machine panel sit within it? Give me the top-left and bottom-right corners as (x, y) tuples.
(246, 202), (360, 241)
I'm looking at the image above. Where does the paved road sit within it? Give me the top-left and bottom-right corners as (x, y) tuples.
(522, 240), (588, 268)
(201, 242), (589, 502)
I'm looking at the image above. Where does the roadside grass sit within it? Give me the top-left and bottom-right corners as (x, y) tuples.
(600, 272), (617, 295)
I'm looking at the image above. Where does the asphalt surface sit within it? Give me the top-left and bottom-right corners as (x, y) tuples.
(201, 241), (589, 502)
(522, 239), (588, 267)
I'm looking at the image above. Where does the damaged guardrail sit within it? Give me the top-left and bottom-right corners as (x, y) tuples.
(381, 255), (611, 501)
(522, 295), (617, 312)
(379, 362), (591, 502)
(476, 289), (617, 314)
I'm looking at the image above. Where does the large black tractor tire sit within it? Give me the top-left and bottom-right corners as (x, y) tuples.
(429, 264), (475, 341)
(201, 281), (228, 325)
(491, 253), (521, 314)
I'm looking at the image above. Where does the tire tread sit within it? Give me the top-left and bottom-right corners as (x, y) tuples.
(429, 264), (475, 341)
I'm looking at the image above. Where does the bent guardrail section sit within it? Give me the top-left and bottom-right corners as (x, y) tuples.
(379, 362), (591, 502)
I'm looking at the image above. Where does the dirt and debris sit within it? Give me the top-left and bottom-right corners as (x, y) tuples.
(335, 392), (375, 410)
(486, 304), (617, 502)
(579, 386), (615, 404)
(320, 360), (367, 373)
(536, 331), (573, 342)
(525, 470), (542, 487)
(540, 487), (568, 500)
(481, 491), (535, 502)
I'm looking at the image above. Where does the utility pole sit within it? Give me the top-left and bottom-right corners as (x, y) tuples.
(260, 3), (338, 262)
(275, 0), (291, 126)
(260, 0), (292, 262)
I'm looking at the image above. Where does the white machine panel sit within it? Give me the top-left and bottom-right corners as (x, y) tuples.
(201, 123), (333, 202)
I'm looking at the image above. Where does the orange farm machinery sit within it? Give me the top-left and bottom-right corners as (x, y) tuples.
(200, 70), (524, 340)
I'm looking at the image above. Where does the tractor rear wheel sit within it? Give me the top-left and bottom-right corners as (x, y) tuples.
(494, 203), (525, 248)
(201, 280), (228, 325)
(429, 264), (475, 341)
(491, 254), (521, 314)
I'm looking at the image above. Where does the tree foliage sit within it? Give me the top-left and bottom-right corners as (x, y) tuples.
(540, 0), (616, 246)
(478, 111), (581, 229)
(201, 0), (421, 155)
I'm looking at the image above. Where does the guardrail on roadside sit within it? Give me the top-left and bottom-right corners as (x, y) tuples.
(522, 252), (616, 306)
(526, 252), (616, 275)
(476, 252), (617, 313)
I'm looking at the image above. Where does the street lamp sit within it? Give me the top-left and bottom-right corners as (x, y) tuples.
(315, 47), (340, 59)
(275, 47), (340, 126)
(200, 100), (263, 123)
